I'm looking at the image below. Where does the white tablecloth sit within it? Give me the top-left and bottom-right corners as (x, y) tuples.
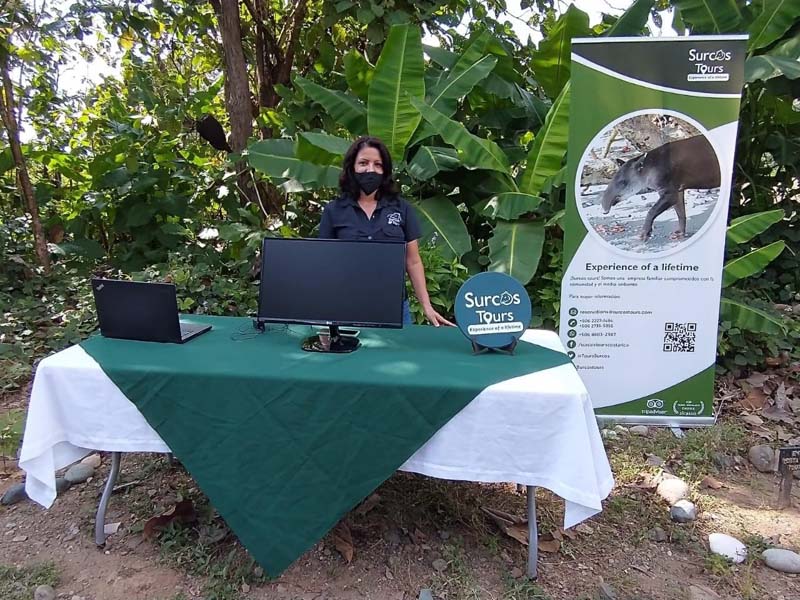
(20, 330), (613, 529)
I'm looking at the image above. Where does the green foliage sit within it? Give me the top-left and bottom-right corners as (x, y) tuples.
(406, 241), (470, 324)
(0, 563), (59, 600)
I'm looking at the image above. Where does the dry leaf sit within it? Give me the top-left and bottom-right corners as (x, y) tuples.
(481, 507), (529, 546)
(409, 528), (426, 545)
(701, 475), (723, 489)
(746, 373), (769, 388)
(143, 499), (196, 541)
(551, 529), (564, 541)
(241, 583), (250, 594)
(775, 383), (789, 410)
(562, 528), (578, 540)
(575, 523), (594, 534)
(765, 356), (783, 367)
(332, 521), (354, 563)
(741, 389), (767, 410)
(538, 538), (561, 553)
(103, 522), (121, 535)
(355, 493), (381, 517)
(762, 404), (794, 424)
(740, 414), (764, 427)
(777, 426), (792, 442)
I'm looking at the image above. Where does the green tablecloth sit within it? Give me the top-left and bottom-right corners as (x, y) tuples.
(80, 315), (570, 575)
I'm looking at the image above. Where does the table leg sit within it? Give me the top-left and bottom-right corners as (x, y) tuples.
(527, 485), (538, 579)
(95, 451), (121, 546)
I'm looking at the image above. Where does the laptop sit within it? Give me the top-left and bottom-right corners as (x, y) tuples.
(91, 279), (211, 343)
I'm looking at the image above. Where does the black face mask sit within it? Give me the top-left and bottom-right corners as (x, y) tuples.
(354, 171), (383, 196)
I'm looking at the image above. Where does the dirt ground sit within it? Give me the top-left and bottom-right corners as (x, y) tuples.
(2, 388), (800, 600)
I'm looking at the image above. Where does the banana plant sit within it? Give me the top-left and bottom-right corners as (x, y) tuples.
(720, 209), (787, 334)
(248, 1), (653, 285)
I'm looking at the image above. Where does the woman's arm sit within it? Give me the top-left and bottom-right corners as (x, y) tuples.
(405, 240), (455, 327)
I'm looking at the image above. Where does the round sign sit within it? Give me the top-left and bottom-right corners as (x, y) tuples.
(454, 272), (532, 349)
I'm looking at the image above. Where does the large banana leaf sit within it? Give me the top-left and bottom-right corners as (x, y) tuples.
(722, 240), (786, 287)
(344, 51), (374, 101)
(726, 208), (784, 244)
(520, 82), (570, 196)
(411, 97), (510, 174)
(407, 146), (460, 180)
(745, 53), (800, 83)
(423, 44), (457, 69)
(488, 220), (545, 285)
(530, 5), (591, 99)
(367, 24), (425, 162)
(249, 139), (341, 190)
(674, 0), (744, 33)
(477, 193), (543, 220)
(294, 77), (366, 135)
(720, 298), (786, 334)
(604, 0), (654, 35)
(411, 55), (498, 145)
(428, 55), (497, 117)
(414, 196), (471, 259)
(748, 0), (797, 52)
(296, 132), (352, 165)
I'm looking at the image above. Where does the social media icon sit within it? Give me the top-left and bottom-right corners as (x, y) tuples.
(567, 329), (576, 338)
(567, 351), (575, 359)
(567, 340), (576, 349)
(568, 318), (577, 327)
(569, 307), (578, 316)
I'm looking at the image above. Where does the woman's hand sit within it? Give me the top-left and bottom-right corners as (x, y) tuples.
(423, 304), (455, 327)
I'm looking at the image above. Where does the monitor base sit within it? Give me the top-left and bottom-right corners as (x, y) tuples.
(302, 326), (360, 353)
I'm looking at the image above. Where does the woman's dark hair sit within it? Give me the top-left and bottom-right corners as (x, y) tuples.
(339, 136), (397, 200)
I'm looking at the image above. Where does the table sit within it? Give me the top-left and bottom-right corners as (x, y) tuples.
(20, 318), (613, 578)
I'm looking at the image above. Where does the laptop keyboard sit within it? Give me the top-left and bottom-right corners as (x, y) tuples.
(180, 323), (205, 337)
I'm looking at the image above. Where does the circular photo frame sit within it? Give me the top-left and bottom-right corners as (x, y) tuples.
(575, 110), (724, 258)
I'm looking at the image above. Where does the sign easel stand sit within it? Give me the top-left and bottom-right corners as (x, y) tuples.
(472, 338), (518, 356)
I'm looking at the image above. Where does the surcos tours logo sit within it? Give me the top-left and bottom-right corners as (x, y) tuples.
(464, 290), (522, 330)
(687, 48), (732, 82)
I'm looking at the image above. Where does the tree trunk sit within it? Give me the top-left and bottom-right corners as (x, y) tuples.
(0, 62), (50, 273)
(216, 0), (253, 152)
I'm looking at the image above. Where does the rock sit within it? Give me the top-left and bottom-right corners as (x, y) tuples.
(630, 425), (649, 436)
(64, 463), (94, 484)
(712, 452), (735, 470)
(253, 566), (264, 578)
(80, 453), (102, 469)
(670, 500), (697, 523)
(708, 533), (747, 564)
(646, 455), (665, 467)
(598, 582), (617, 600)
(774, 303), (792, 313)
(34, 585), (56, 600)
(601, 429), (618, 440)
(793, 304), (800, 316)
(419, 590), (434, 600)
(688, 584), (721, 600)
(12, 535), (27, 542)
(510, 567), (523, 579)
(55, 478), (72, 494)
(432, 558), (447, 572)
(1, 483), (28, 506)
(748, 445), (776, 473)
(763, 548), (800, 574)
(647, 527), (667, 542)
(613, 425), (627, 433)
(656, 477), (689, 504)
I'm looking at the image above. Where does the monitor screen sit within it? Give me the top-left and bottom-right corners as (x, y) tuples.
(257, 237), (406, 328)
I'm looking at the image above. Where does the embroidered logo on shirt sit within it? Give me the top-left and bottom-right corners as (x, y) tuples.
(387, 212), (402, 226)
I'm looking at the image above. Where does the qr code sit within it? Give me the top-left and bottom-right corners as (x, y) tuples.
(663, 322), (696, 352)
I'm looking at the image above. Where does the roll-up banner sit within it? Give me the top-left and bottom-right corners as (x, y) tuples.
(560, 36), (747, 426)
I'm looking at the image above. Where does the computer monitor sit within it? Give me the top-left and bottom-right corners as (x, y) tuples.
(257, 237), (406, 352)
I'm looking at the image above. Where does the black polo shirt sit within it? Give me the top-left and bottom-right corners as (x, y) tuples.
(318, 194), (422, 242)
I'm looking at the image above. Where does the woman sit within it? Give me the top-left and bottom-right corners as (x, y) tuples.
(319, 136), (454, 327)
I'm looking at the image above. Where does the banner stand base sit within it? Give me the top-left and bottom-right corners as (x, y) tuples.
(595, 415), (716, 428)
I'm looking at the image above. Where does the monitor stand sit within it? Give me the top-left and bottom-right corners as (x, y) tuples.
(302, 325), (360, 353)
